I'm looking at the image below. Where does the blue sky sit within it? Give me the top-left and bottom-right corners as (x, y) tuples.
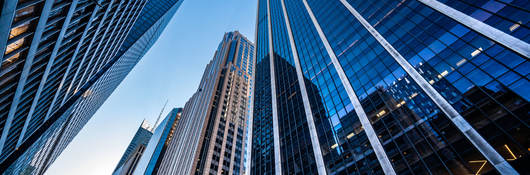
(45, 0), (257, 174)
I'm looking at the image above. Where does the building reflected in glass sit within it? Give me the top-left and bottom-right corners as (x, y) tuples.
(249, 0), (529, 174)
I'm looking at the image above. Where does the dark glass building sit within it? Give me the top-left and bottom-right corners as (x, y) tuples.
(0, 0), (182, 174)
(113, 120), (153, 175)
(250, 0), (528, 174)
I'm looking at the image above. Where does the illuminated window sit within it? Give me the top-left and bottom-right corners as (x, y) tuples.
(509, 22), (521, 32)
(346, 132), (355, 139)
(1, 52), (21, 69)
(9, 21), (31, 39)
(5, 38), (25, 55)
(470, 47), (483, 57)
(4, 52), (20, 63)
(376, 110), (386, 117)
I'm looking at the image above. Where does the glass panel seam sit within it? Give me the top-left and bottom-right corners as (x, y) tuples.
(18, 0), (80, 148)
(266, 0), (282, 174)
(280, 0), (326, 174)
(0, 0), (56, 155)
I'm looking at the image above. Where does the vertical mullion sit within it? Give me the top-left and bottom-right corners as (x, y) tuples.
(17, 0), (80, 147)
(0, 0), (55, 155)
(266, 0), (282, 174)
(43, 1), (104, 122)
(245, 2), (260, 175)
(279, 0), (326, 174)
(339, 0), (518, 174)
(301, 0), (397, 174)
(60, 0), (118, 106)
(72, 0), (128, 95)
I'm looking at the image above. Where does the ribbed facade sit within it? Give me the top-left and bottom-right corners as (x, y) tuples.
(0, 0), (182, 174)
(250, 0), (528, 174)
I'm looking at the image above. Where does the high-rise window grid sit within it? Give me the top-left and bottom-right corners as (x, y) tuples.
(251, 0), (528, 174)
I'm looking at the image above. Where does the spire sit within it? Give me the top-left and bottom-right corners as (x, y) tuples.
(153, 100), (168, 131)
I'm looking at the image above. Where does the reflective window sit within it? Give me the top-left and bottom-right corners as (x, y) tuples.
(250, 1), (276, 174)
(285, 0), (383, 174)
(346, 0), (529, 173)
(309, 0), (501, 174)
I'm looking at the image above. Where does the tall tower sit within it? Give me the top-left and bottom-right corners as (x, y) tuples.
(189, 31), (254, 175)
(0, 0), (183, 174)
(113, 120), (153, 175)
(250, 0), (528, 174)
(133, 31), (255, 175)
(133, 108), (183, 175)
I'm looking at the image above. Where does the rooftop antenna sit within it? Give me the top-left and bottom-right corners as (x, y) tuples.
(153, 100), (168, 131)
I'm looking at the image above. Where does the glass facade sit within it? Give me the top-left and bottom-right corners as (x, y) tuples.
(0, 0), (182, 174)
(113, 120), (153, 175)
(250, 0), (276, 174)
(284, 0), (384, 174)
(438, 0), (529, 43)
(134, 108), (182, 175)
(251, 0), (529, 174)
(270, 0), (319, 174)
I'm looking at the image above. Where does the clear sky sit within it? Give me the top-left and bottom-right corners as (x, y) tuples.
(45, 0), (257, 174)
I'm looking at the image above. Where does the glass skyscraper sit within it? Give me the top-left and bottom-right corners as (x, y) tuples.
(133, 108), (183, 175)
(0, 0), (182, 174)
(113, 120), (153, 175)
(250, 0), (528, 174)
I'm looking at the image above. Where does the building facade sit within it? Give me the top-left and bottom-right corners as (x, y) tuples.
(189, 31), (254, 175)
(133, 31), (254, 175)
(250, 0), (528, 174)
(0, 0), (183, 174)
(133, 108), (182, 175)
(113, 120), (153, 175)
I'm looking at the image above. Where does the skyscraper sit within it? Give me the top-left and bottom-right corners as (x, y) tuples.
(189, 31), (254, 175)
(250, 0), (528, 174)
(0, 0), (183, 174)
(133, 108), (183, 175)
(113, 120), (153, 175)
(133, 31), (254, 175)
